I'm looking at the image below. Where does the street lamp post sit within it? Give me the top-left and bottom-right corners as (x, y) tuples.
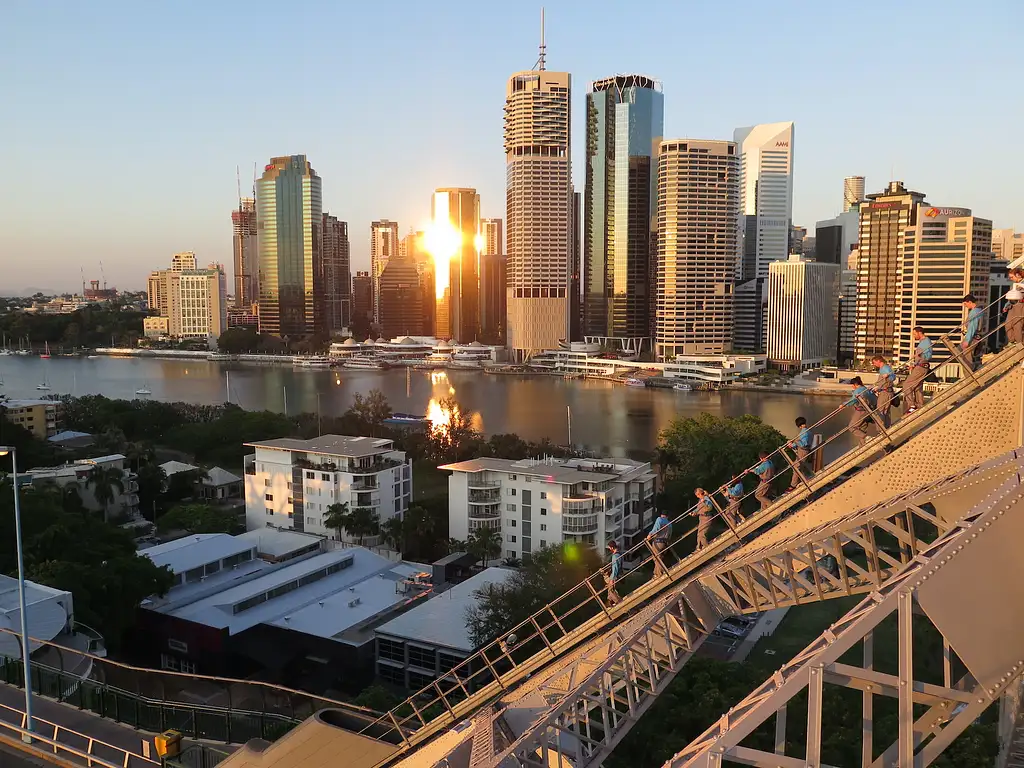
(0, 446), (34, 742)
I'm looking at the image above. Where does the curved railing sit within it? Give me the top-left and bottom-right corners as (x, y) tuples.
(363, 296), (1014, 751)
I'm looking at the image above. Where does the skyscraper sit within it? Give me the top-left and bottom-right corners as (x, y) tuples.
(854, 181), (927, 363)
(583, 75), (664, 348)
(504, 45), (572, 361)
(479, 218), (506, 344)
(735, 122), (795, 282)
(378, 255), (425, 339)
(256, 155), (323, 337)
(843, 176), (866, 213)
(654, 139), (739, 360)
(352, 271), (373, 338)
(322, 214), (351, 334)
(232, 198), (258, 307)
(815, 210), (859, 265)
(766, 255), (840, 371)
(894, 206), (991, 366)
(432, 188), (481, 342)
(400, 230), (426, 264)
(371, 219), (400, 322)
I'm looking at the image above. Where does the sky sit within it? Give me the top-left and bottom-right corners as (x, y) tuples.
(1, 0), (1021, 293)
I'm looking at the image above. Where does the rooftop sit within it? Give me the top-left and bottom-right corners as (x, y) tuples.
(160, 460), (200, 477)
(3, 399), (59, 409)
(47, 430), (92, 443)
(203, 466), (242, 486)
(235, 528), (323, 559)
(246, 435), (396, 459)
(141, 533), (254, 575)
(0, 574), (69, 614)
(439, 456), (651, 485)
(375, 568), (516, 653)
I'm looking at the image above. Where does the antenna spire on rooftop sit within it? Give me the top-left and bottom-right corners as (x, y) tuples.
(537, 7), (546, 71)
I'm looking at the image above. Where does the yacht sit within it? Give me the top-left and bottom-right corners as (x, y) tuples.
(39, 342), (51, 360)
(345, 357), (386, 370)
(135, 383), (152, 396)
(293, 355), (332, 368)
(673, 382), (693, 392)
(35, 377), (51, 392)
(624, 378), (646, 388)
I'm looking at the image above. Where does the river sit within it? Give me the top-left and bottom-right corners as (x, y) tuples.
(0, 356), (851, 456)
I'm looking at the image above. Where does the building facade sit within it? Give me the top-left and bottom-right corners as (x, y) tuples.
(352, 271), (373, 336)
(243, 436), (412, 540)
(734, 122), (795, 282)
(766, 255), (840, 371)
(838, 268), (857, 364)
(322, 214), (351, 335)
(583, 75), (664, 347)
(479, 218), (505, 343)
(504, 64), (572, 361)
(843, 176), (865, 213)
(432, 188), (480, 342)
(378, 257), (425, 339)
(653, 139), (739, 360)
(993, 229), (1024, 264)
(815, 210), (859, 266)
(147, 254), (227, 340)
(371, 220), (400, 323)
(256, 155), (324, 337)
(443, 456), (656, 560)
(232, 198), (258, 308)
(23, 454), (139, 522)
(1, 399), (62, 439)
(894, 206), (991, 366)
(854, 181), (927, 363)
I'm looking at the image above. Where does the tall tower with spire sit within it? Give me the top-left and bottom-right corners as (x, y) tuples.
(503, 10), (572, 361)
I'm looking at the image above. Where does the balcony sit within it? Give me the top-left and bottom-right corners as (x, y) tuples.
(351, 457), (404, 475)
(467, 477), (501, 490)
(352, 479), (379, 491)
(563, 497), (595, 512)
(468, 504), (500, 520)
(468, 487), (500, 503)
(562, 514), (599, 534)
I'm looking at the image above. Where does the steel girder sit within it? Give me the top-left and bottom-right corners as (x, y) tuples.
(452, 455), (1023, 768)
(668, 470), (1024, 768)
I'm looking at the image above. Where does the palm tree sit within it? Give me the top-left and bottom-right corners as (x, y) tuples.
(380, 517), (404, 553)
(87, 465), (125, 522)
(502, 556), (521, 568)
(324, 502), (351, 541)
(347, 507), (380, 545)
(468, 526), (501, 568)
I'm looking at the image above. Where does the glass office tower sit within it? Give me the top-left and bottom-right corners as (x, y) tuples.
(583, 75), (663, 348)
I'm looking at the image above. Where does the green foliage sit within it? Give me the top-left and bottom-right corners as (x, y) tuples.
(157, 503), (239, 534)
(351, 684), (400, 713)
(379, 516), (404, 551)
(0, 482), (173, 648)
(0, 305), (145, 349)
(162, 405), (295, 467)
(216, 327), (263, 354)
(465, 543), (604, 647)
(466, 525), (501, 567)
(345, 390), (393, 436)
(657, 413), (785, 510)
(87, 465), (125, 521)
(324, 502), (380, 544)
(134, 462), (166, 520)
(426, 396), (480, 463)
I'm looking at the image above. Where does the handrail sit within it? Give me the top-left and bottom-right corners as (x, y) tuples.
(0, 698), (159, 767)
(364, 294), (1013, 748)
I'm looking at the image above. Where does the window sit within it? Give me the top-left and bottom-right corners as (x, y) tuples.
(408, 671), (436, 691)
(306, 517), (315, 526)
(540, 492), (547, 500)
(540, 524), (547, 531)
(540, 508), (547, 516)
(266, 508), (274, 516)
(508, 488), (517, 497)
(507, 534), (517, 543)
(438, 652), (463, 674)
(407, 645), (435, 670)
(510, 474), (517, 481)
(265, 493), (273, 501)
(180, 659), (197, 675)
(168, 639), (188, 653)
(507, 519), (517, 527)
(305, 471), (315, 480)
(321, 473), (330, 481)
(377, 664), (405, 687)
(264, 479), (270, 487)
(507, 550), (517, 558)
(539, 539), (546, 548)
(287, 482), (293, 490)
(377, 638), (405, 663)
(506, 503), (516, 512)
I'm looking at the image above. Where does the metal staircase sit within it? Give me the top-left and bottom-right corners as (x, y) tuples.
(363, 343), (1024, 764)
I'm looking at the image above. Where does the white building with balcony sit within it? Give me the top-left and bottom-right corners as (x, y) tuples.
(21, 454), (140, 522)
(442, 456), (657, 561)
(243, 436), (412, 542)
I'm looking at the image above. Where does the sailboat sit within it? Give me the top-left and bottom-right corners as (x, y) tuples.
(135, 381), (152, 396)
(35, 374), (51, 392)
(39, 342), (50, 360)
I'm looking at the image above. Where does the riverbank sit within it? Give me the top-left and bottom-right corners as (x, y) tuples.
(727, 383), (849, 398)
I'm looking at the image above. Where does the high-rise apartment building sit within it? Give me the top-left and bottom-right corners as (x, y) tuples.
(815, 210), (860, 265)
(352, 271), (373, 337)
(432, 188), (481, 342)
(399, 230), (426, 264)
(583, 75), (664, 346)
(571, 189), (582, 342)
(322, 214), (351, 334)
(654, 139), (739, 360)
(378, 255), (425, 339)
(256, 155), (323, 337)
(371, 220), (400, 323)
(854, 181), (927, 363)
(766, 255), (840, 371)
(993, 229), (1024, 264)
(147, 254), (227, 340)
(735, 122), (795, 282)
(504, 55), (572, 361)
(838, 267), (857, 364)
(894, 206), (991, 366)
(232, 198), (258, 307)
(843, 176), (866, 213)
(479, 218), (506, 343)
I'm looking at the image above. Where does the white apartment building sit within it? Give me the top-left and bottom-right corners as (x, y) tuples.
(243, 435), (412, 541)
(22, 454), (139, 522)
(444, 456), (656, 560)
(767, 255), (840, 371)
(735, 122), (795, 282)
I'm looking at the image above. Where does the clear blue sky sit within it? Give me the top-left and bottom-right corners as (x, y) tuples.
(1, 0), (1020, 293)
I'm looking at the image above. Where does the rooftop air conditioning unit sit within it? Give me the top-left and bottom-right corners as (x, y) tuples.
(348, 597), (361, 608)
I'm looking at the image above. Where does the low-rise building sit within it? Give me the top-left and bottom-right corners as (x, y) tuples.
(22, 454), (139, 521)
(243, 436), (412, 541)
(443, 456), (657, 560)
(1, 399), (62, 439)
(374, 567), (515, 691)
(135, 529), (430, 691)
(143, 316), (170, 338)
(766, 255), (840, 372)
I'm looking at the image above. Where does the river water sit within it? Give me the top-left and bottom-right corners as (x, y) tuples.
(0, 356), (849, 456)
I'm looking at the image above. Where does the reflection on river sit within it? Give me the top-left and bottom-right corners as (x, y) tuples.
(0, 356), (850, 456)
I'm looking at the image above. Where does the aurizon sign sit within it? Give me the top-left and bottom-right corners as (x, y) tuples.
(924, 207), (971, 218)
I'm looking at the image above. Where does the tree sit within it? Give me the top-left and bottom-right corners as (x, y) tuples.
(465, 543), (604, 647)
(401, 503), (438, 558)
(324, 503), (380, 544)
(346, 389), (393, 436)
(135, 462), (166, 520)
(87, 465), (125, 522)
(427, 396), (481, 463)
(467, 525), (501, 568)
(157, 503), (239, 535)
(380, 516), (404, 552)
(324, 502), (350, 540)
(216, 327), (262, 354)
(446, 538), (467, 555)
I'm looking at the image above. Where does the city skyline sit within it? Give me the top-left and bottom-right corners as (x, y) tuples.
(2, 2), (1019, 292)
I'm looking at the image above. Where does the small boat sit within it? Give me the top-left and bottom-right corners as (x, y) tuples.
(35, 379), (51, 391)
(293, 355), (332, 368)
(673, 382), (693, 392)
(39, 342), (51, 360)
(624, 378), (646, 388)
(135, 383), (152, 396)
(345, 357), (385, 370)
(383, 412), (432, 429)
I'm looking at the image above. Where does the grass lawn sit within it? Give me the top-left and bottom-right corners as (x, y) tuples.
(746, 596), (859, 676)
(413, 463), (449, 501)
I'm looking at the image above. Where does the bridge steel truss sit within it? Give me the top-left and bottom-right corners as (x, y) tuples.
(465, 453), (1024, 768)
